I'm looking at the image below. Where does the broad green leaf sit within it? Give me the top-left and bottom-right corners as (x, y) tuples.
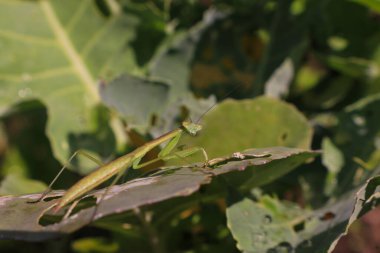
(175, 97), (313, 164)
(0, 147), (316, 241)
(0, 0), (139, 164)
(227, 197), (301, 253)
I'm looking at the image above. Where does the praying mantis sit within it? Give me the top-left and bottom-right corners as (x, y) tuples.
(35, 85), (243, 218)
(36, 120), (209, 215)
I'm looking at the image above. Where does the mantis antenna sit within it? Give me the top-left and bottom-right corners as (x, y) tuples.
(195, 84), (246, 123)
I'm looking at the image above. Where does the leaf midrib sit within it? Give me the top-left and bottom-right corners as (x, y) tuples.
(40, 0), (99, 102)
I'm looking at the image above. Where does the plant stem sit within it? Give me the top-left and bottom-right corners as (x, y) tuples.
(133, 208), (165, 253)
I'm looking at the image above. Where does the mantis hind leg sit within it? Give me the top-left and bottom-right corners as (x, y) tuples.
(30, 150), (104, 203)
(145, 147), (215, 178)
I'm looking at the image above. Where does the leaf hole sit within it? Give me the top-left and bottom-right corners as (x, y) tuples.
(39, 212), (62, 226)
(268, 242), (294, 253)
(26, 195), (61, 205)
(42, 196), (61, 202)
(39, 196), (97, 226)
(320, 211), (336, 221)
(293, 220), (305, 232)
(281, 132), (288, 141)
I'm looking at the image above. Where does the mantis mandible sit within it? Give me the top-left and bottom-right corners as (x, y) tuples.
(38, 121), (208, 214)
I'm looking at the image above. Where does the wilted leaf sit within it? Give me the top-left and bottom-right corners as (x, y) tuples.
(227, 175), (380, 253)
(327, 175), (380, 252)
(0, 147), (317, 241)
(298, 175), (380, 253)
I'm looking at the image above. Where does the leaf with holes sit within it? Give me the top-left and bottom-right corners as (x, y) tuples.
(227, 175), (380, 253)
(0, 147), (318, 241)
(174, 97), (313, 165)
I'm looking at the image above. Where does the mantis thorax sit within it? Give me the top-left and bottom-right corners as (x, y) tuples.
(182, 121), (202, 136)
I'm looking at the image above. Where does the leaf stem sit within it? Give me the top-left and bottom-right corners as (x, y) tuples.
(133, 208), (165, 253)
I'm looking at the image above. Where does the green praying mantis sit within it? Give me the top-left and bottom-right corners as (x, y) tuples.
(34, 85), (243, 218)
(35, 120), (209, 216)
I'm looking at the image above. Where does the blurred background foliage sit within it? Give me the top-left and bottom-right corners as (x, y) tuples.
(0, 0), (380, 252)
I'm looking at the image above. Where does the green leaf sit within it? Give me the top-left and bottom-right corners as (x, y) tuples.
(322, 137), (344, 195)
(175, 97), (313, 164)
(100, 74), (170, 130)
(227, 197), (301, 253)
(323, 55), (380, 79)
(0, 0), (139, 164)
(0, 174), (46, 195)
(220, 148), (318, 189)
(71, 237), (119, 253)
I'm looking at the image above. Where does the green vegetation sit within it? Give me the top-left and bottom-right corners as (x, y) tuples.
(0, 0), (380, 252)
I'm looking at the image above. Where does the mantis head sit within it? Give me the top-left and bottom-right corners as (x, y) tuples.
(182, 121), (202, 136)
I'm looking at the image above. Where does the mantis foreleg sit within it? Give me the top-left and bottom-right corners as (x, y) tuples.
(131, 132), (183, 169)
(133, 146), (208, 169)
